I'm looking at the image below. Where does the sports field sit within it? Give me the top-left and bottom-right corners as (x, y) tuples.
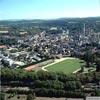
(45, 58), (85, 74)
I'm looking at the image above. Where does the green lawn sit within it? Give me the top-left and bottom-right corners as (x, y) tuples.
(46, 58), (85, 74)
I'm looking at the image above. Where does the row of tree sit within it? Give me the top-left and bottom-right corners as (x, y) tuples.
(1, 68), (78, 82)
(6, 89), (84, 98)
(1, 68), (100, 97)
(1, 68), (83, 97)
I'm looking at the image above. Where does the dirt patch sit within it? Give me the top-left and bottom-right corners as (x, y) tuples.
(24, 64), (39, 71)
(24, 59), (53, 71)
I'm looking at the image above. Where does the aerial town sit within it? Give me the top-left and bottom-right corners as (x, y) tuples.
(0, 17), (100, 100)
(1, 0), (100, 99)
(0, 18), (100, 68)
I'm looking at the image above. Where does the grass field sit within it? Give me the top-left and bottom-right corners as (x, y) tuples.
(45, 58), (85, 74)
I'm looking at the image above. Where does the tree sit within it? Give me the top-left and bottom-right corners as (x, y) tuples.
(33, 93), (36, 100)
(83, 50), (94, 67)
(81, 65), (85, 72)
(0, 92), (5, 100)
(95, 89), (100, 96)
(96, 59), (100, 72)
(27, 94), (35, 100)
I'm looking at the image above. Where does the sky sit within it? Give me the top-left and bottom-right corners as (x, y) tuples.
(0, 0), (100, 20)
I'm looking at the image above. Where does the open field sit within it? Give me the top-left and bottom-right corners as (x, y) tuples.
(43, 57), (85, 74)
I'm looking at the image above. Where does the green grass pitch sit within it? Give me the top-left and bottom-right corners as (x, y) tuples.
(46, 58), (85, 74)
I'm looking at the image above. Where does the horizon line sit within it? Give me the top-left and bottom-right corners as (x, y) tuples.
(0, 16), (100, 21)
